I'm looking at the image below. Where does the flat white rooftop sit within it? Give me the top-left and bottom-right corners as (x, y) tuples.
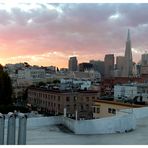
(26, 117), (148, 145)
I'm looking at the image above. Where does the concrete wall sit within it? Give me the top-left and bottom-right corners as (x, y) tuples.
(123, 107), (148, 119)
(23, 111), (136, 134)
(27, 116), (61, 129)
(61, 113), (136, 134)
(5, 116), (61, 129)
(3, 110), (137, 135)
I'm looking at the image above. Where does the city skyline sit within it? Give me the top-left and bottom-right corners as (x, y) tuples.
(0, 3), (148, 67)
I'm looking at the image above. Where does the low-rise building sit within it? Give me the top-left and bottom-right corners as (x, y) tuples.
(93, 100), (143, 119)
(114, 83), (148, 103)
(27, 87), (99, 119)
(60, 78), (91, 90)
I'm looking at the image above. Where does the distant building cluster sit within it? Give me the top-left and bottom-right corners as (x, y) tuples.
(4, 29), (148, 120)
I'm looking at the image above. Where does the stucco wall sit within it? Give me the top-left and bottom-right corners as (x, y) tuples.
(62, 113), (136, 134)
(2, 110), (137, 135)
(123, 107), (148, 119)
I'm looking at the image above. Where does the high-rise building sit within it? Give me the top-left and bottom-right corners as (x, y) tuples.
(89, 60), (105, 76)
(104, 54), (114, 78)
(68, 57), (78, 71)
(116, 56), (125, 77)
(141, 53), (148, 75)
(123, 29), (133, 77)
(141, 53), (148, 66)
(78, 63), (93, 72)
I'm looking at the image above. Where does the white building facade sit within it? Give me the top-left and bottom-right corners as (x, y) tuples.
(114, 83), (148, 102)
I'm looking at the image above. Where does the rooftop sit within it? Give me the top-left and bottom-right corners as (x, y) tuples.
(95, 100), (144, 108)
(28, 87), (99, 94)
(26, 116), (148, 145)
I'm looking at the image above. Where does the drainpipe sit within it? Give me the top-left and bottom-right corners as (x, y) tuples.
(64, 107), (67, 117)
(7, 112), (16, 145)
(75, 110), (78, 120)
(18, 113), (27, 145)
(0, 113), (5, 145)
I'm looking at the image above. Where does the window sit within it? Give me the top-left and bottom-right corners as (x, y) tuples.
(45, 94), (47, 98)
(58, 96), (60, 101)
(97, 107), (100, 113)
(112, 109), (116, 114)
(80, 105), (84, 110)
(108, 108), (112, 113)
(108, 108), (116, 114)
(48, 95), (50, 99)
(74, 96), (77, 101)
(58, 104), (60, 109)
(86, 97), (89, 102)
(86, 104), (89, 110)
(93, 107), (96, 113)
(66, 97), (70, 102)
(92, 97), (95, 100)
(66, 105), (70, 109)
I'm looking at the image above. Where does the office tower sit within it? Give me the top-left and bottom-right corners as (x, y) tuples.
(141, 53), (148, 66)
(104, 54), (114, 78)
(78, 63), (93, 72)
(116, 56), (125, 77)
(123, 29), (133, 77)
(89, 60), (105, 76)
(141, 53), (148, 75)
(68, 57), (78, 71)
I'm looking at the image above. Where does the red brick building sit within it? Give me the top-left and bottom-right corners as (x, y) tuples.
(27, 87), (99, 119)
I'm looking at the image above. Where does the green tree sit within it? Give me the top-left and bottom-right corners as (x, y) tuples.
(53, 79), (60, 84)
(0, 70), (12, 105)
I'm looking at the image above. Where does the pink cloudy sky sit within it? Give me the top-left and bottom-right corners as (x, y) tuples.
(0, 3), (147, 68)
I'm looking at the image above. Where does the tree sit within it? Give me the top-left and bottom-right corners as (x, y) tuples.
(0, 64), (3, 71)
(53, 79), (60, 84)
(0, 70), (12, 105)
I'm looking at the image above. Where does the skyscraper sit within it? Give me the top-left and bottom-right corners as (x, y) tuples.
(116, 56), (125, 77)
(141, 53), (148, 75)
(123, 29), (133, 77)
(89, 60), (105, 76)
(78, 62), (93, 72)
(68, 57), (78, 71)
(104, 54), (114, 78)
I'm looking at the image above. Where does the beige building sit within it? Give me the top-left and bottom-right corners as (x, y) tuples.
(93, 100), (143, 119)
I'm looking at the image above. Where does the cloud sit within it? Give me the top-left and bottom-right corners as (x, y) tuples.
(0, 3), (147, 67)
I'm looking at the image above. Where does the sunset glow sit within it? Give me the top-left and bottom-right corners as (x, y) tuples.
(0, 3), (147, 68)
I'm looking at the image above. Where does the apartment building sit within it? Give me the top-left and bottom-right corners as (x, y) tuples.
(28, 87), (99, 119)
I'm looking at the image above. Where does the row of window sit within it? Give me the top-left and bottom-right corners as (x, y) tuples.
(29, 97), (90, 111)
(29, 91), (96, 102)
(31, 98), (61, 109)
(93, 107), (116, 114)
(93, 107), (100, 113)
(29, 92), (62, 101)
(108, 108), (116, 114)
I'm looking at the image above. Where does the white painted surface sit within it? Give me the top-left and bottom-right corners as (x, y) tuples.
(67, 113), (135, 134)
(123, 107), (148, 119)
(23, 112), (135, 134)
(4, 107), (148, 136)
